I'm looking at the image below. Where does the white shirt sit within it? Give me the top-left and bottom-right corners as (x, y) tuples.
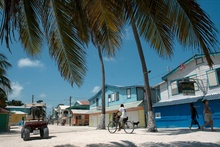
(119, 107), (127, 118)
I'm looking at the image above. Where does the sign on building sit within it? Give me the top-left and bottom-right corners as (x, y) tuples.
(181, 81), (196, 95)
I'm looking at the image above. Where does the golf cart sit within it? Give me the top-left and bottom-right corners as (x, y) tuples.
(21, 103), (49, 141)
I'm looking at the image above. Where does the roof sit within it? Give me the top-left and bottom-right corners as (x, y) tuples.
(88, 84), (144, 100)
(25, 103), (46, 107)
(6, 105), (30, 109)
(153, 93), (220, 107)
(59, 105), (69, 110)
(202, 93), (220, 101)
(0, 107), (9, 113)
(71, 109), (89, 114)
(89, 100), (143, 114)
(162, 52), (220, 81)
(10, 111), (26, 114)
(77, 100), (89, 105)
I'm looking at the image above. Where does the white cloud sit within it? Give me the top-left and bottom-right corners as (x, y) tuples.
(123, 28), (133, 40)
(8, 82), (23, 99)
(103, 57), (116, 62)
(18, 58), (44, 68)
(39, 93), (47, 99)
(91, 86), (100, 93)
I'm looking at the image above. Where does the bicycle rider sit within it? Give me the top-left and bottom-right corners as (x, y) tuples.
(116, 104), (128, 131)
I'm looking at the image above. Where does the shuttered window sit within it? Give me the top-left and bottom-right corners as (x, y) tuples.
(207, 70), (218, 87)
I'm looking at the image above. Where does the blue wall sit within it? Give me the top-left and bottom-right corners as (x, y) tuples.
(89, 86), (145, 109)
(154, 100), (220, 128)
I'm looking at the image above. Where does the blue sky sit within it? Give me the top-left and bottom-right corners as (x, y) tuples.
(1, 0), (220, 112)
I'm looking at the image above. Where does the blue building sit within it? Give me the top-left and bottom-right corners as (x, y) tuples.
(88, 84), (157, 127)
(153, 53), (220, 128)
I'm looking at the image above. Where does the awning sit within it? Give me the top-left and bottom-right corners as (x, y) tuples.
(71, 109), (89, 114)
(153, 93), (220, 107)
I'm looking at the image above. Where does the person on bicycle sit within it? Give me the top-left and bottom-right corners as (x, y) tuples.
(117, 104), (128, 131)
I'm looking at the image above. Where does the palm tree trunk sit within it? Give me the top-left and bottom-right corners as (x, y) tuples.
(97, 45), (106, 129)
(131, 19), (157, 132)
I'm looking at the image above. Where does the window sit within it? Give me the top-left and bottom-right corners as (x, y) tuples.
(108, 94), (111, 102)
(171, 79), (183, 95)
(116, 92), (119, 101)
(207, 68), (220, 87)
(96, 98), (98, 107)
(111, 93), (115, 102)
(126, 88), (131, 98)
(196, 57), (204, 65)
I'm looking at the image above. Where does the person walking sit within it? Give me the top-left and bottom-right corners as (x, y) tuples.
(189, 103), (200, 129)
(201, 99), (215, 131)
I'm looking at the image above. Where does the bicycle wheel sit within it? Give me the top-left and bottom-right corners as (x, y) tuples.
(123, 121), (134, 134)
(108, 121), (118, 134)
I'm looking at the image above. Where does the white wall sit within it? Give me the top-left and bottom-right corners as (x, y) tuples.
(159, 55), (220, 101)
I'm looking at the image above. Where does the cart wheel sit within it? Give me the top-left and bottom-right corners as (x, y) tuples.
(42, 127), (49, 138)
(23, 128), (30, 141)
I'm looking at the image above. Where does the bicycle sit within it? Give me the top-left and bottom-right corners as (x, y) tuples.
(108, 113), (134, 134)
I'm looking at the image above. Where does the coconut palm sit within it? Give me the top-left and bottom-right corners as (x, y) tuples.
(86, 0), (124, 129)
(6, 100), (24, 106)
(0, 0), (219, 132)
(0, 53), (11, 108)
(122, 0), (219, 132)
(0, 0), (87, 87)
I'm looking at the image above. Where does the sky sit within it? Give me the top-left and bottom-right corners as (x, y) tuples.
(1, 0), (220, 113)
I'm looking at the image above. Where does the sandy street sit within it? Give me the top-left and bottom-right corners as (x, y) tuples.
(0, 125), (220, 147)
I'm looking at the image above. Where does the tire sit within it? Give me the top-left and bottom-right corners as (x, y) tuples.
(108, 121), (117, 134)
(41, 127), (49, 138)
(21, 128), (24, 138)
(123, 121), (134, 134)
(23, 128), (30, 141)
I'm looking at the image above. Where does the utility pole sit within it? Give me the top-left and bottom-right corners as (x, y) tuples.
(32, 95), (34, 103)
(69, 96), (72, 126)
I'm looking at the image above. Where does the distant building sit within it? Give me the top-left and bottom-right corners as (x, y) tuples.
(88, 85), (157, 127)
(153, 53), (220, 128)
(6, 105), (30, 126)
(0, 107), (10, 132)
(69, 100), (90, 126)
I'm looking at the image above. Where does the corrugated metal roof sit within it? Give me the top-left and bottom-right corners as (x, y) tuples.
(202, 93), (220, 101)
(89, 100), (143, 114)
(153, 93), (220, 107)
(153, 97), (202, 107)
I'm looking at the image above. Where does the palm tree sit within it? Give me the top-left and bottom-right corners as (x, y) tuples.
(86, 0), (124, 129)
(0, 0), (87, 87)
(0, 53), (12, 108)
(0, 0), (219, 132)
(122, 0), (219, 132)
(6, 100), (24, 106)
(30, 106), (46, 121)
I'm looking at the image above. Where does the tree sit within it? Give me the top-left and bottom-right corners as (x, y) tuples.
(86, 0), (124, 129)
(6, 100), (24, 106)
(0, 53), (12, 108)
(0, 0), (219, 132)
(30, 106), (46, 121)
(122, 0), (219, 132)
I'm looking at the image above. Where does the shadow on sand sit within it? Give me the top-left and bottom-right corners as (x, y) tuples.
(25, 135), (56, 141)
(84, 140), (220, 147)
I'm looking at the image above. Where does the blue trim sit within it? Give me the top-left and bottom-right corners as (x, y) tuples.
(162, 52), (220, 81)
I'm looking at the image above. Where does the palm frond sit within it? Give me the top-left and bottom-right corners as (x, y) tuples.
(42, 0), (87, 87)
(168, 0), (219, 67)
(18, 0), (43, 56)
(0, 0), (19, 50)
(135, 0), (174, 58)
(85, 0), (124, 57)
